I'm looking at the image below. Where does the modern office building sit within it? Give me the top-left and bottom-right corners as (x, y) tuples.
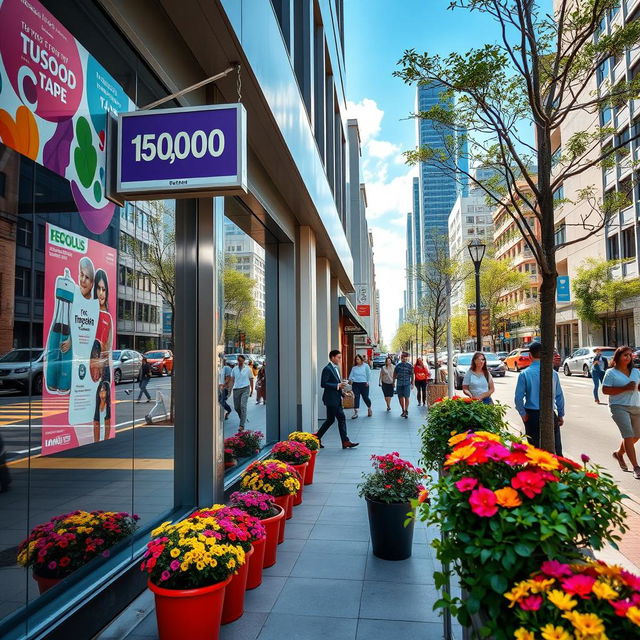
(405, 209), (415, 311)
(0, 1), (374, 638)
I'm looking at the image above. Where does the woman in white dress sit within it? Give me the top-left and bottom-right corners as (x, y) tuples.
(462, 352), (495, 404)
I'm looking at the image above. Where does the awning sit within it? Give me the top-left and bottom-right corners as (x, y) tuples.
(338, 296), (367, 335)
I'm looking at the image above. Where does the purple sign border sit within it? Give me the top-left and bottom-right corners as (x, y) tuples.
(116, 103), (247, 196)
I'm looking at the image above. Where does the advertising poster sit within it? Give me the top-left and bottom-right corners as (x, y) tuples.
(42, 223), (117, 455)
(0, 0), (134, 234)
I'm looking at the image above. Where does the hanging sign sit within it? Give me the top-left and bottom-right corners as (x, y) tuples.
(116, 104), (247, 199)
(557, 275), (570, 303)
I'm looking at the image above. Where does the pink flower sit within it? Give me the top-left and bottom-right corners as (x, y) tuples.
(561, 574), (596, 597)
(455, 478), (478, 492)
(610, 599), (633, 617)
(161, 570), (171, 581)
(468, 487), (498, 518)
(484, 444), (511, 461)
(170, 560), (180, 571)
(540, 560), (572, 578)
(519, 595), (543, 611)
(581, 453), (590, 464)
(511, 470), (547, 498)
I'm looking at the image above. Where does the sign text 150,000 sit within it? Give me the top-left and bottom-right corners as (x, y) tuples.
(130, 129), (225, 164)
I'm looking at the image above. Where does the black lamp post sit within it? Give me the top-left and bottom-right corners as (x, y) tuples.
(467, 239), (486, 352)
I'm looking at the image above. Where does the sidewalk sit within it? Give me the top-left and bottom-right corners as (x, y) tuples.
(102, 387), (444, 640)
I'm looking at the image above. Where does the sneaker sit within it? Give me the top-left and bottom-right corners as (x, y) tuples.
(124, 389), (131, 396)
(634, 467), (640, 480)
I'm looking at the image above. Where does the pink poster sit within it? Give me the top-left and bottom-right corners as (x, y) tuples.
(42, 223), (117, 455)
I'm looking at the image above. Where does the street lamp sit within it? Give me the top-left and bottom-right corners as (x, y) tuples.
(467, 239), (486, 352)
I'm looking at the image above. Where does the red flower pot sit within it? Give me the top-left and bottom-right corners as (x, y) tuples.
(290, 462), (308, 506)
(149, 576), (231, 640)
(261, 505), (285, 567)
(247, 537), (266, 590)
(221, 545), (254, 625)
(273, 493), (293, 523)
(305, 450), (317, 485)
(33, 571), (63, 594)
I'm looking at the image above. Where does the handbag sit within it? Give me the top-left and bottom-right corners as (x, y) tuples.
(342, 391), (355, 409)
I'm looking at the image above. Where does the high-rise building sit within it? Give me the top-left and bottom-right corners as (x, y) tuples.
(412, 177), (423, 303)
(405, 210), (414, 311)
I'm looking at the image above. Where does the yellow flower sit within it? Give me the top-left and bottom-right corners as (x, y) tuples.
(528, 578), (555, 594)
(228, 558), (236, 569)
(540, 624), (572, 640)
(505, 582), (531, 607)
(593, 563), (622, 579)
(180, 562), (189, 571)
(444, 444), (477, 466)
(626, 606), (640, 626)
(547, 590), (578, 611)
(591, 581), (618, 600)
(196, 561), (204, 570)
(472, 431), (501, 442)
(448, 432), (469, 446)
(209, 558), (218, 568)
(562, 612), (605, 637)
(525, 447), (560, 471)
(514, 629), (536, 640)
(170, 548), (180, 558)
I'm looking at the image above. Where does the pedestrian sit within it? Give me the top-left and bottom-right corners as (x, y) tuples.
(0, 432), (11, 493)
(136, 356), (152, 403)
(591, 347), (609, 404)
(315, 349), (359, 448)
(232, 354), (254, 431)
(514, 342), (564, 454)
(256, 361), (266, 405)
(438, 359), (447, 384)
(349, 354), (372, 419)
(379, 356), (395, 411)
(603, 346), (640, 479)
(218, 356), (233, 419)
(462, 352), (495, 404)
(250, 359), (260, 378)
(394, 351), (414, 418)
(414, 357), (429, 406)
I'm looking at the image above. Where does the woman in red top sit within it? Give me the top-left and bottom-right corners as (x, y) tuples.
(414, 358), (430, 407)
(91, 269), (113, 383)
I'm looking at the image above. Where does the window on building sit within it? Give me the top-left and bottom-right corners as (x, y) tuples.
(16, 217), (32, 247)
(35, 270), (45, 300)
(608, 233), (620, 260)
(15, 266), (30, 297)
(622, 225), (637, 259)
(554, 223), (566, 246)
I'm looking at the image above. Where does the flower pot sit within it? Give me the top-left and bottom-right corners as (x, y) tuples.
(33, 570), (63, 594)
(247, 537), (266, 590)
(221, 545), (254, 625)
(290, 462), (308, 506)
(305, 450), (317, 485)
(365, 496), (415, 561)
(149, 576), (231, 640)
(272, 494), (292, 538)
(261, 505), (285, 567)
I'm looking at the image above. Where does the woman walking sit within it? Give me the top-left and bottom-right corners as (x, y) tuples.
(462, 352), (495, 404)
(414, 357), (429, 406)
(137, 356), (152, 403)
(349, 354), (372, 419)
(603, 346), (640, 479)
(591, 347), (608, 404)
(379, 356), (395, 411)
(256, 361), (266, 405)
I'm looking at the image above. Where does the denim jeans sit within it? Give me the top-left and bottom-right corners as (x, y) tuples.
(592, 369), (605, 401)
(137, 377), (151, 401)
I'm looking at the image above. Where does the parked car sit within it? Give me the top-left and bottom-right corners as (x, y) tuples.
(633, 348), (640, 369)
(484, 352), (507, 377)
(562, 346), (615, 377)
(144, 350), (174, 376)
(0, 348), (44, 394)
(496, 351), (509, 361)
(372, 355), (387, 369)
(452, 352), (506, 390)
(112, 349), (143, 384)
(505, 349), (531, 372)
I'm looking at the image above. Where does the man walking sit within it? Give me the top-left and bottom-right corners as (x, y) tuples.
(136, 356), (152, 403)
(218, 355), (233, 419)
(394, 351), (414, 418)
(591, 347), (608, 405)
(514, 342), (565, 454)
(316, 350), (359, 448)
(232, 354), (254, 431)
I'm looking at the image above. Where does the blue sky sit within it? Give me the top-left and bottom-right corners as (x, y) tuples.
(344, 0), (500, 345)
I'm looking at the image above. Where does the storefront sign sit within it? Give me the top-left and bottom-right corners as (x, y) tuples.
(355, 283), (370, 317)
(42, 224), (117, 455)
(0, 0), (134, 233)
(117, 104), (247, 198)
(344, 325), (367, 335)
(557, 275), (570, 303)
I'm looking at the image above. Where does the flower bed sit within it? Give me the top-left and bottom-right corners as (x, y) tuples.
(224, 430), (264, 458)
(190, 505), (266, 550)
(229, 491), (280, 519)
(18, 510), (139, 579)
(239, 459), (301, 497)
(420, 431), (627, 639)
(419, 396), (509, 472)
(270, 440), (312, 465)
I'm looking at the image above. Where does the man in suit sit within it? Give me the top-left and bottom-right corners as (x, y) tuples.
(315, 350), (359, 449)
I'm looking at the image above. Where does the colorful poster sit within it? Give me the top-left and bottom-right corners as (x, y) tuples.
(0, 0), (134, 233)
(42, 223), (117, 455)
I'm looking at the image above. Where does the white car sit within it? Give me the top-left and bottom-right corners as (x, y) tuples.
(562, 346), (615, 377)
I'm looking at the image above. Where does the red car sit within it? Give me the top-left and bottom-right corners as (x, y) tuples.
(144, 350), (174, 376)
(505, 348), (561, 371)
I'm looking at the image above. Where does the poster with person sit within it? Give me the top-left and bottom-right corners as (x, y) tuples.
(42, 223), (117, 455)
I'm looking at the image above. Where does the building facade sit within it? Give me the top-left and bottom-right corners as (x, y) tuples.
(0, 1), (376, 639)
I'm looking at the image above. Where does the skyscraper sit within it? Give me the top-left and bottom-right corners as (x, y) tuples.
(405, 210), (414, 310)
(416, 83), (468, 256)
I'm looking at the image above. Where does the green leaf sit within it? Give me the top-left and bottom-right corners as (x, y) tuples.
(514, 542), (533, 557)
(489, 573), (507, 594)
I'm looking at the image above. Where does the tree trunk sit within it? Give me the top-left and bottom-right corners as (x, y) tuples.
(538, 271), (557, 452)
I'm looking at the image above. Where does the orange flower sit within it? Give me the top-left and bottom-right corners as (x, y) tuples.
(418, 489), (429, 504)
(444, 444), (477, 466)
(448, 432), (470, 447)
(525, 447), (560, 471)
(494, 487), (522, 508)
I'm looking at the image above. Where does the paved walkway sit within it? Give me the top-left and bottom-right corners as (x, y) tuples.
(121, 377), (444, 640)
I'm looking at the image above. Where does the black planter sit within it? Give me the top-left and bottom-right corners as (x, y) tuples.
(365, 496), (415, 560)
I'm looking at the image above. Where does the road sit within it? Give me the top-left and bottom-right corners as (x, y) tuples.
(490, 369), (640, 504)
(0, 375), (173, 461)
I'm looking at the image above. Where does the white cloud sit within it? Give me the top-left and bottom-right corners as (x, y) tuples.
(346, 98), (383, 144)
(367, 139), (401, 159)
(365, 169), (415, 220)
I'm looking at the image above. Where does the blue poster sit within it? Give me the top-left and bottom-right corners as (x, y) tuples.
(557, 276), (570, 303)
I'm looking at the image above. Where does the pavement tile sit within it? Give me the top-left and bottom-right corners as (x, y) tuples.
(318, 505), (369, 524)
(244, 576), (287, 613)
(281, 522), (314, 539)
(291, 549), (367, 580)
(309, 523), (370, 542)
(258, 614), (357, 640)
(359, 581), (439, 622)
(365, 555), (436, 584)
(221, 612), (269, 640)
(271, 577), (363, 618)
(262, 551), (300, 577)
(356, 618), (442, 639)
(302, 539), (370, 556)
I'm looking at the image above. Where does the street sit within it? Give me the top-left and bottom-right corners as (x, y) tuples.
(490, 369), (640, 503)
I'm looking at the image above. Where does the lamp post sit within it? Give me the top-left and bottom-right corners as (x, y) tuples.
(467, 239), (486, 352)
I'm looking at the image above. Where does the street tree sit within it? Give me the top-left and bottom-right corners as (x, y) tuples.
(451, 310), (470, 351)
(463, 257), (528, 349)
(392, 322), (415, 353)
(223, 257), (257, 348)
(395, 0), (640, 451)
(573, 258), (640, 345)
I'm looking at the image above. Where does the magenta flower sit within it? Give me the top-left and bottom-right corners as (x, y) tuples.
(540, 560), (572, 578)
(468, 487), (498, 517)
(160, 570), (171, 581)
(455, 477), (478, 492)
(519, 595), (542, 611)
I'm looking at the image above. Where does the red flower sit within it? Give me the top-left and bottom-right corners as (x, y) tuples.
(610, 599), (633, 617)
(561, 574), (596, 597)
(540, 560), (572, 578)
(511, 470), (547, 498)
(468, 487), (498, 518)
(455, 478), (478, 492)
(519, 595), (543, 611)
(384, 484), (392, 489)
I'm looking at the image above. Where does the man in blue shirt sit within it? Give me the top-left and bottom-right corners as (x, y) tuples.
(393, 351), (414, 418)
(514, 342), (565, 454)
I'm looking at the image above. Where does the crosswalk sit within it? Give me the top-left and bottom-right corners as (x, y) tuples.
(0, 398), (69, 426)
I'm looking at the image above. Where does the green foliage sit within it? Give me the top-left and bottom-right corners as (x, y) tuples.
(573, 258), (640, 330)
(392, 322), (415, 353)
(419, 397), (509, 471)
(357, 452), (425, 504)
(451, 311), (469, 350)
